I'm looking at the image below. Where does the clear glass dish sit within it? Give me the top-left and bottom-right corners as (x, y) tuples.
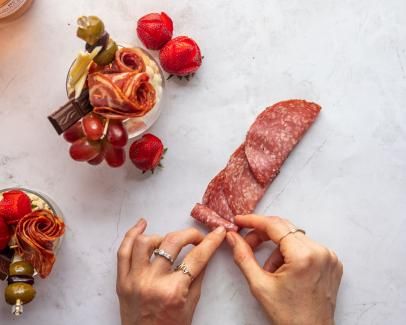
(0, 187), (64, 268)
(66, 46), (165, 139)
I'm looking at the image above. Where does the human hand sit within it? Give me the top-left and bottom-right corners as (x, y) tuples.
(226, 215), (343, 325)
(116, 218), (226, 325)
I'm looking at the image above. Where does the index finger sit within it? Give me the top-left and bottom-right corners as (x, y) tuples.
(173, 226), (226, 285)
(235, 215), (298, 245)
(117, 218), (147, 279)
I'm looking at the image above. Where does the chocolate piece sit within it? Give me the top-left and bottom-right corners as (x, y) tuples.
(7, 275), (35, 285)
(48, 89), (92, 135)
(0, 252), (12, 281)
(85, 32), (110, 53)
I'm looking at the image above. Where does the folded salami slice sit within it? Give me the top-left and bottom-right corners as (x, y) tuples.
(191, 99), (321, 231)
(191, 203), (238, 232)
(202, 170), (235, 223)
(245, 100), (321, 185)
(15, 210), (65, 278)
(113, 48), (146, 73)
(223, 145), (266, 215)
(88, 71), (156, 119)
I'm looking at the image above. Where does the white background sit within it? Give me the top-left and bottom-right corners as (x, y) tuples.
(1, 0), (405, 324)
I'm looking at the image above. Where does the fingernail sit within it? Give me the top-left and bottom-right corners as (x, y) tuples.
(214, 226), (225, 234)
(136, 218), (146, 226)
(226, 232), (236, 247)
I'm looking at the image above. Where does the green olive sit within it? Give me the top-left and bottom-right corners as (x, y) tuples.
(5, 283), (36, 305)
(93, 38), (118, 66)
(9, 261), (34, 277)
(76, 16), (105, 46)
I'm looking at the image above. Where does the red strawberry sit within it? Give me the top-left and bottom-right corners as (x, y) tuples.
(159, 36), (202, 77)
(0, 217), (10, 251)
(0, 190), (32, 225)
(129, 133), (166, 173)
(137, 12), (173, 50)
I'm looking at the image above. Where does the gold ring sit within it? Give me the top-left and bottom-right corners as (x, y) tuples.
(175, 262), (193, 280)
(279, 228), (306, 244)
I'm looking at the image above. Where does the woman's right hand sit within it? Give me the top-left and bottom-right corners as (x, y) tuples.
(226, 215), (343, 325)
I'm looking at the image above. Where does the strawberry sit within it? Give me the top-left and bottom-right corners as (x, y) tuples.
(129, 133), (166, 173)
(0, 190), (32, 225)
(0, 216), (10, 251)
(137, 12), (173, 50)
(159, 36), (202, 77)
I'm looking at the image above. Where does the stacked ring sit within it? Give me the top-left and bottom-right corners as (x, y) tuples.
(175, 262), (193, 280)
(153, 248), (174, 265)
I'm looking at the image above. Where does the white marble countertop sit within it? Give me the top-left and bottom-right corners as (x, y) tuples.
(1, 0), (405, 324)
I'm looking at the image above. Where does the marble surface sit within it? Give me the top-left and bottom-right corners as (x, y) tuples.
(1, 0), (406, 324)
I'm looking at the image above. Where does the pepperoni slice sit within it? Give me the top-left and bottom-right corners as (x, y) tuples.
(245, 100), (321, 185)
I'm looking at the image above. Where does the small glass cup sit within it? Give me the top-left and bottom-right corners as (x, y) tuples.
(0, 187), (64, 315)
(0, 187), (64, 271)
(66, 46), (165, 139)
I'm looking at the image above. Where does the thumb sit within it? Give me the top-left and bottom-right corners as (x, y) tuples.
(227, 232), (265, 286)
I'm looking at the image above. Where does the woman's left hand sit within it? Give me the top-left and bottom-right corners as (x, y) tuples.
(116, 218), (226, 325)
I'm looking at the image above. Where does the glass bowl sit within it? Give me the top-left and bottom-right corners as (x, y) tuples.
(0, 187), (65, 274)
(66, 46), (165, 139)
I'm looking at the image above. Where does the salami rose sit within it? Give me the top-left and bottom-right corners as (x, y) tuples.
(15, 210), (65, 278)
(88, 72), (156, 119)
(106, 48), (146, 74)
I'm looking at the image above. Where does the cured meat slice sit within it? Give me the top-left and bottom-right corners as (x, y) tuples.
(113, 48), (146, 73)
(191, 100), (321, 232)
(245, 100), (321, 185)
(223, 145), (266, 216)
(191, 204), (238, 232)
(202, 170), (234, 222)
(15, 210), (65, 278)
(104, 48), (146, 74)
(88, 72), (156, 119)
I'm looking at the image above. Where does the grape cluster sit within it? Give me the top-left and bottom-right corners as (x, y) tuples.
(63, 113), (128, 167)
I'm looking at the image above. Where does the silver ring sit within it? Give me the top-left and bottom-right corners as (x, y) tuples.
(279, 228), (306, 244)
(153, 248), (174, 264)
(175, 262), (193, 280)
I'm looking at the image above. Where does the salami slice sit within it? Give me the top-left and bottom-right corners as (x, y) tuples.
(191, 204), (238, 232)
(15, 210), (65, 278)
(113, 48), (146, 73)
(89, 72), (156, 119)
(202, 170), (235, 222)
(245, 100), (321, 185)
(223, 145), (266, 216)
(191, 99), (321, 232)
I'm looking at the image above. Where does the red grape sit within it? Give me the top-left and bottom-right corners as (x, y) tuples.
(106, 121), (128, 147)
(105, 145), (125, 168)
(63, 121), (84, 143)
(69, 138), (101, 161)
(87, 151), (105, 165)
(82, 113), (104, 141)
